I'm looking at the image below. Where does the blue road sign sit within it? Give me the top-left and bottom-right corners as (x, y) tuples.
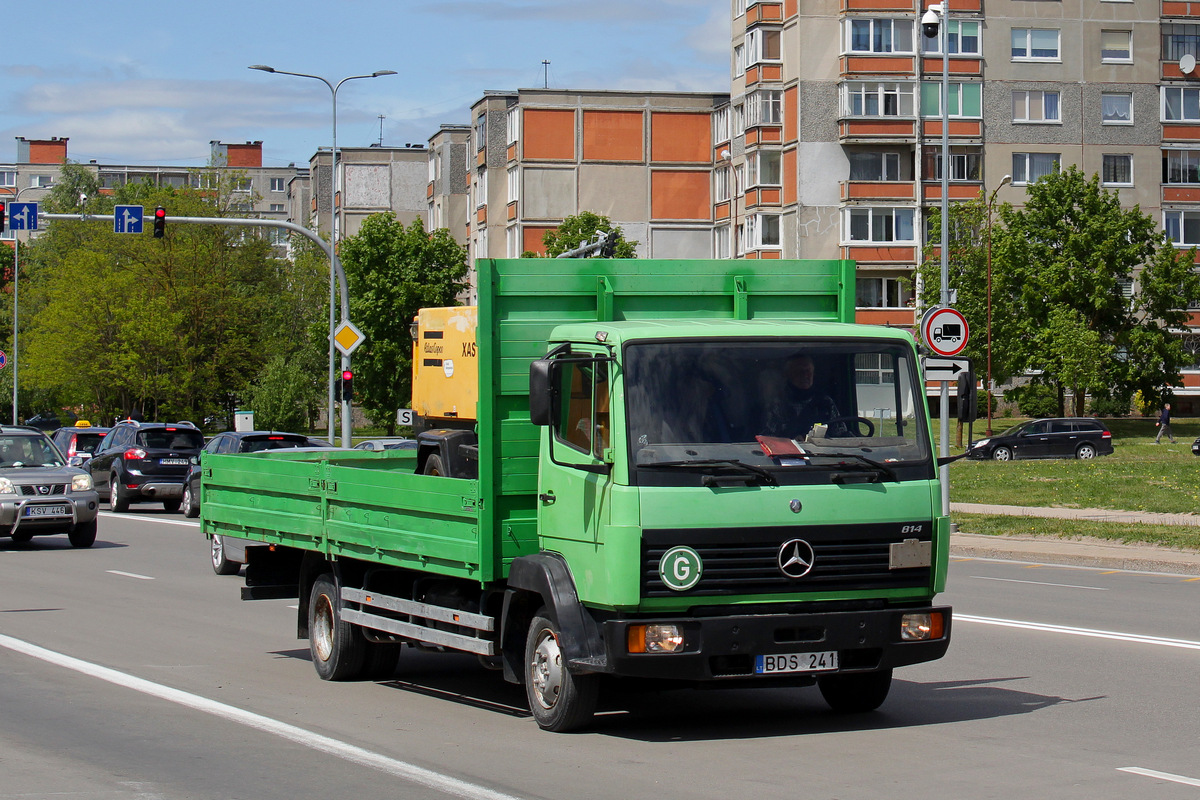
(8, 202), (37, 231)
(114, 204), (144, 234)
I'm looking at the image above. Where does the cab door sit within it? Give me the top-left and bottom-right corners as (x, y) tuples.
(536, 349), (613, 549)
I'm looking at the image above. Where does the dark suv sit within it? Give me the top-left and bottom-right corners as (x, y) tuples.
(967, 417), (1114, 461)
(89, 421), (204, 512)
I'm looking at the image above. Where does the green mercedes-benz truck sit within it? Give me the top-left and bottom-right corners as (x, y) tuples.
(201, 257), (951, 732)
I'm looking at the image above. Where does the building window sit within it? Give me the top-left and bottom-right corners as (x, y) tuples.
(506, 107), (520, 145)
(845, 207), (916, 243)
(1102, 154), (1133, 186)
(1163, 23), (1200, 62)
(715, 225), (731, 259)
(746, 90), (783, 126)
(31, 175), (52, 188)
(733, 103), (745, 136)
(1101, 30), (1133, 62)
(714, 107), (731, 144)
(1012, 153), (1060, 184)
(849, 151), (901, 181)
(746, 27), (782, 65)
(233, 177), (251, 192)
(856, 277), (912, 309)
(269, 203), (284, 212)
(747, 213), (781, 248)
(735, 0), (747, 16)
(1163, 87), (1200, 122)
(99, 173), (124, 189)
(1011, 28), (1061, 61)
(715, 165), (731, 202)
(846, 18), (915, 54)
(1012, 90), (1060, 123)
(1102, 93), (1133, 124)
(924, 148), (982, 182)
(1165, 210), (1200, 246)
(270, 177), (285, 192)
(476, 168), (487, 208)
(0, 170), (14, 188)
(475, 111), (486, 152)
(734, 43), (746, 77)
(1165, 149), (1200, 184)
(747, 150), (782, 187)
(922, 19), (980, 55)
(507, 167), (519, 203)
(842, 82), (916, 117)
(921, 82), (982, 118)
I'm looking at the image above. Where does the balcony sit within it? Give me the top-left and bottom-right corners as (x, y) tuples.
(922, 182), (984, 201)
(922, 119), (983, 139)
(1163, 0), (1200, 17)
(841, 181), (917, 201)
(747, 1), (784, 24)
(840, 55), (917, 77)
(920, 57), (983, 77)
(1163, 123), (1200, 142)
(839, 118), (918, 142)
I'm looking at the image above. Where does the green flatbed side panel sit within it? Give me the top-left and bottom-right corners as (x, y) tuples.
(475, 258), (855, 581)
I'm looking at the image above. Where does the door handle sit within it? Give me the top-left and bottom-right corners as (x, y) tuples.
(539, 491), (556, 505)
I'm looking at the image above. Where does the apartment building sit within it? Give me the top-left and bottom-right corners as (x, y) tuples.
(457, 88), (730, 274)
(307, 142), (428, 243)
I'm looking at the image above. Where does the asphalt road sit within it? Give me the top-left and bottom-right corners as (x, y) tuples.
(2, 513), (1200, 799)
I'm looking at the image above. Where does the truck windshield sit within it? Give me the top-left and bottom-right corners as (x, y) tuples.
(624, 340), (933, 486)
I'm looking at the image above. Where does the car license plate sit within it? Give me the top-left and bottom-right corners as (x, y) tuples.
(755, 651), (839, 675)
(24, 505), (69, 517)
(160, 458), (188, 466)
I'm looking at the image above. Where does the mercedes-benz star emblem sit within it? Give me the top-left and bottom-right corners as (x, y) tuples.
(777, 539), (815, 579)
(789, 499), (802, 514)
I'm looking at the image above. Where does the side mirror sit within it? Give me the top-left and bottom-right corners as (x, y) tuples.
(529, 359), (553, 426)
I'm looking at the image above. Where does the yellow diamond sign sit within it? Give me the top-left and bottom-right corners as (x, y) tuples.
(332, 320), (366, 356)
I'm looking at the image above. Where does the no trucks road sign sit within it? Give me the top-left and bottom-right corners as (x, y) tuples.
(921, 306), (969, 358)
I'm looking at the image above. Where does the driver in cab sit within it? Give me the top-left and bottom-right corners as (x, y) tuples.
(763, 353), (840, 440)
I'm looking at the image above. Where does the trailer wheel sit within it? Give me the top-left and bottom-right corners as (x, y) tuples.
(524, 609), (598, 732)
(817, 668), (893, 713)
(308, 574), (366, 681)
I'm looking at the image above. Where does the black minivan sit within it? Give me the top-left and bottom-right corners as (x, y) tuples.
(967, 418), (1114, 461)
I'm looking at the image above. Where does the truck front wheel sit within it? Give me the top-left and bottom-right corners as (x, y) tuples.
(308, 575), (366, 681)
(524, 610), (598, 732)
(817, 668), (893, 713)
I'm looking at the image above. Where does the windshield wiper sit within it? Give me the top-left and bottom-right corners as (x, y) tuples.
(639, 458), (778, 486)
(808, 452), (899, 483)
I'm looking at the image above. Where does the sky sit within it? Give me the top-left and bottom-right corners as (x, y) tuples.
(5, 0), (731, 169)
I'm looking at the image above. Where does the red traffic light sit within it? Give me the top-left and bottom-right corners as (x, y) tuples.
(152, 206), (166, 238)
(340, 370), (354, 402)
(341, 370), (353, 381)
(0, 203), (6, 232)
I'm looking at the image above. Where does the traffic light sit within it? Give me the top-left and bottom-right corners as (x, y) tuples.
(152, 206), (166, 238)
(957, 371), (978, 423)
(340, 369), (354, 402)
(0, 203), (5, 233)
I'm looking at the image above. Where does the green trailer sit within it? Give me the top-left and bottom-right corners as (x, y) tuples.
(202, 257), (952, 732)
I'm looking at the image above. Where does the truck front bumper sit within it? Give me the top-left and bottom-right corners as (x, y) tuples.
(597, 605), (951, 681)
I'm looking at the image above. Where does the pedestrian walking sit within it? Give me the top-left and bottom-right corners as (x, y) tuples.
(1155, 402), (1177, 444)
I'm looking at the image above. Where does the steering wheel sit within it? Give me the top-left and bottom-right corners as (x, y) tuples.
(822, 415), (875, 437)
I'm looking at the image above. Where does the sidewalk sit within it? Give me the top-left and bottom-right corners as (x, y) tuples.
(949, 502), (1200, 575)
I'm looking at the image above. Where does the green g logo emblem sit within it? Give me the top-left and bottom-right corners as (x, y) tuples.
(659, 546), (703, 592)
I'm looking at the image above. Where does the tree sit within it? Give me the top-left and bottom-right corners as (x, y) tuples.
(248, 354), (311, 432)
(526, 211), (638, 258)
(991, 166), (1200, 412)
(337, 215), (469, 435)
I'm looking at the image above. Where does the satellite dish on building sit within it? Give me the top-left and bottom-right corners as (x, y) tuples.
(1181, 54), (1196, 75)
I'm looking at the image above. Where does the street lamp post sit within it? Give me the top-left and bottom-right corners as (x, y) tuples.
(7, 183), (51, 425)
(249, 65), (396, 447)
(985, 173), (1012, 437)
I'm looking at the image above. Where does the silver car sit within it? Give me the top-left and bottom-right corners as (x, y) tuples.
(0, 426), (101, 547)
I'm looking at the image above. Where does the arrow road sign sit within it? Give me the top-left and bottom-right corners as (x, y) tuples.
(923, 357), (970, 383)
(8, 202), (37, 231)
(114, 205), (144, 234)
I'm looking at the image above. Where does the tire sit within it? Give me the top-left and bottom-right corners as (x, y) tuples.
(818, 668), (893, 713)
(109, 476), (130, 512)
(308, 574), (366, 681)
(524, 610), (599, 732)
(1076, 443), (1097, 460)
(991, 446), (1013, 462)
(10, 531), (33, 543)
(68, 519), (97, 548)
(182, 484), (199, 518)
(162, 498), (182, 513)
(423, 453), (445, 476)
(210, 535), (240, 576)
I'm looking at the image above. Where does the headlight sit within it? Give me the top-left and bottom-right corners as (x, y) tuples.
(627, 623), (686, 654)
(901, 612), (945, 641)
(0, 477), (14, 496)
(971, 438), (990, 450)
(71, 473), (94, 492)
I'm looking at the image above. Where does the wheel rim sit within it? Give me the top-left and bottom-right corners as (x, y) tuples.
(1079, 446), (1095, 459)
(529, 628), (564, 710)
(210, 536), (224, 568)
(183, 487), (193, 516)
(110, 481), (120, 506)
(994, 448), (1011, 461)
(312, 594), (335, 663)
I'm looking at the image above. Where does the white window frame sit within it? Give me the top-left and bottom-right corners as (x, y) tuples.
(506, 226), (520, 258)
(841, 81), (916, 118)
(476, 169), (487, 208)
(1012, 90), (1061, 123)
(734, 43), (746, 77)
(856, 277), (912, 309)
(735, 0), (747, 17)
(1101, 29), (1133, 63)
(1165, 209), (1200, 247)
(507, 167), (519, 204)
(0, 170), (15, 188)
(714, 107), (731, 144)
(848, 151), (901, 182)
(1101, 154), (1133, 187)
(1102, 92), (1133, 125)
(1011, 28), (1061, 62)
(270, 177), (285, 192)
(733, 103), (745, 136)
(746, 27), (782, 66)
(31, 175), (52, 188)
(1165, 148), (1200, 184)
(747, 213), (781, 249)
(714, 224), (731, 259)
(746, 90), (783, 127)
(844, 206), (917, 244)
(746, 150), (782, 188)
(844, 18), (916, 55)
(921, 81), (982, 119)
(506, 107), (520, 146)
(715, 165), (731, 203)
(922, 19), (981, 56)
(1012, 152), (1061, 185)
(1163, 86), (1200, 122)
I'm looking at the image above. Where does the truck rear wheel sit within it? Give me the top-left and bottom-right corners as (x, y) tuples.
(524, 610), (598, 732)
(817, 668), (893, 713)
(308, 575), (366, 681)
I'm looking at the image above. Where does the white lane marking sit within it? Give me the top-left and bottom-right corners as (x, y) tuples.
(107, 570), (155, 581)
(957, 614), (1200, 650)
(970, 576), (1107, 591)
(0, 633), (524, 800)
(100, 512), (198, 528)
(1118, 767), (1200, 787)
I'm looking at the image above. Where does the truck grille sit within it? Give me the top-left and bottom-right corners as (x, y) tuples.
(642, 522), (932, 598)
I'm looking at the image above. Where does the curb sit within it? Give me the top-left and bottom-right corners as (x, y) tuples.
(950, 532), (1200, 576)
